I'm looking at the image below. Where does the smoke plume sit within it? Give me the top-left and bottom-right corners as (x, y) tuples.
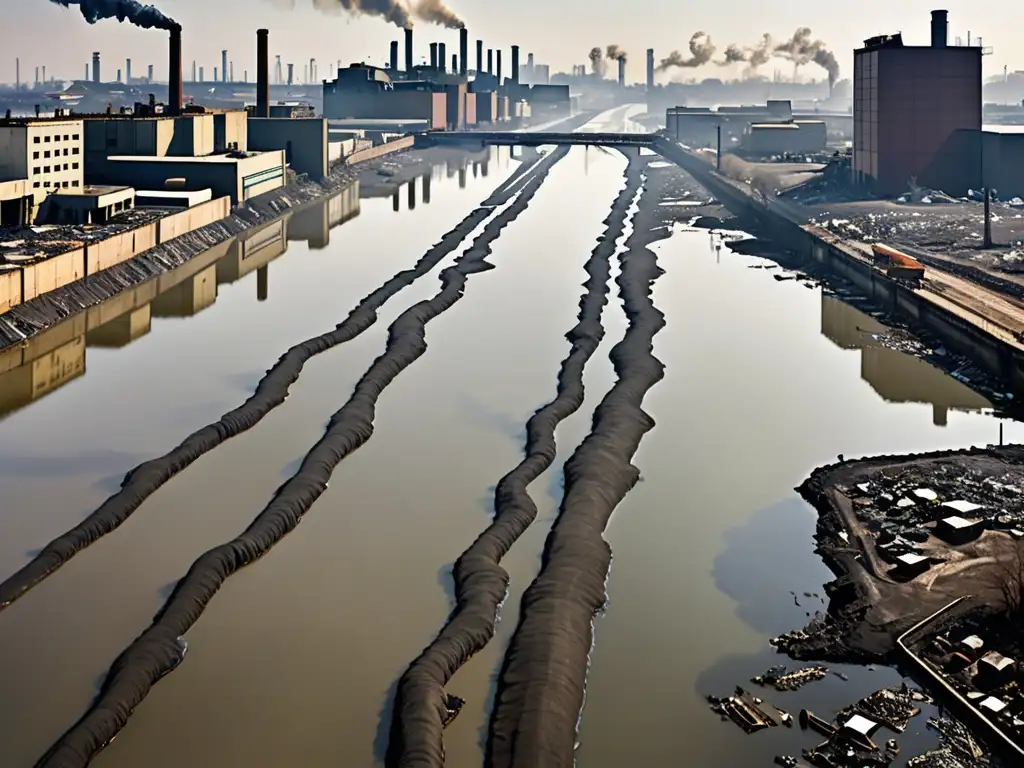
(657, 32), (715, 71)
(719, 44), (746, 65)
(774, 27), (839, 82)
(411, 0), (464, 29)
(605, 44), (627, 63)
(589, 47), (606, 76)
(48, 0), (178, 30)
(747, 33), (772, 69)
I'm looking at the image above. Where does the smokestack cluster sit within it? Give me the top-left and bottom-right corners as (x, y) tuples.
(773, 27), (839, 85)
(405, 27), (414, 73)
(256, 28), (269, 118)
(168, 26), (182, 113)
(459, 27), (468, 76)
(931, 9), (948, 48)
(50, 0), (178, 30)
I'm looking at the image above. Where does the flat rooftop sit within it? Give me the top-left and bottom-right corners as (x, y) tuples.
(50, 185), (132, 198)
(106, 152), (268, 164)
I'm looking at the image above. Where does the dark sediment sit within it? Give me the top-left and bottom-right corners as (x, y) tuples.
(387, 156), (645, 768)
(33, 145), (569, 768)
(0, 152), (553, 615)
(486, 162), (671, 767)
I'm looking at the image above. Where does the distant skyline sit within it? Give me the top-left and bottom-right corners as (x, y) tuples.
(1, 0), (1020, 85)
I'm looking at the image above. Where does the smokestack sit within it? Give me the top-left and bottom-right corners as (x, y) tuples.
(439, 43), (446, 73)
(200, 66), (204, 82)
(430, 42), (438, 70)
(487, 48), (493, 75)
(617, 57), (625, 87)
(496, 49), (502, 85)
(405, 27), (414, 74)
(92, 52), (100, 83)
(126, 58), (132, 83)
(390, 40), (399, 72)
(511, 45), (520, 83)
(34, 66), (38, 86)
(168, 26), (182, 114)
(476, 40), (483, 74)
(288, 63), (294, 85)
(85, 63), (89, 82)
(222, 50), (228, 82)
(15, 58), (19, 92)
(646, 48), (654, 90)
(230, 62), (234, 82)
(117, 68), (123, 83)
(42, 65), (46, 84)
(459, 28), (468, 76)
(214, 67), (219, 83)
(147, 64), (154, 83)
(931, 9), (948, 48)
(452, 54), (458, 73)
(256, 28), (270, 118)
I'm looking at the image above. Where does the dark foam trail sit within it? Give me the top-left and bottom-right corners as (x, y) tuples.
(0, 155), (548, 614)
(387, 156), (643, 768)
(486, 159), (671, 768)
(34, 146), (569, 768)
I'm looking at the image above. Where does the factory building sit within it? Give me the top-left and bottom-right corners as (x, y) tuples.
(323, 66), (446, 129)
(852, 10), (982, 195)
(0, 116), (86, 221)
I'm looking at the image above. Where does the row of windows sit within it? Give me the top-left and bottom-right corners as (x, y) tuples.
(32, 133), (81, 144)
(33, 147), (80, 159)
(32, 163), (79, 174)
(32, 180), (80, 189)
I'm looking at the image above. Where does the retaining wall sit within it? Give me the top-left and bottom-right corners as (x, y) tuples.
(156, 197), (231, 243)
(345, 136), (415, 165)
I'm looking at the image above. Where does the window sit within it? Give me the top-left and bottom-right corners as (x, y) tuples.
(43, 166), (50, 173)
(72, 180), (79, 188)
(72, 133), (79, 140)
(43, 182), (50, 188)
(32, 167), (39, 174)
(62, 181), (68, 188)
(44, 150), (50, 158)
(72, 162), (79, 170)
(33, 151), (39, 159)
(32, 181), (40, 188)
(63, 148), (68, 156)
(44, 135), (50, 142)
(72, 147), (79, 155)
(33, 136), (40, 144)
(63, 134), (69, 141)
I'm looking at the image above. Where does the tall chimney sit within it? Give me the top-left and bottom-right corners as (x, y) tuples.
(117, 68), (123, 84)
(439, 43), (446, 72)
(390, 40), (399, 72)
(617, 57), (625, 87)
(92, 52), (100, 83)
(476, 40), (483, 74)
(126, 58), (132, 83)
(85, 63), (89, 82)
(430, 42), (438, 70)
(931, 9), (948, 48)
(496, 49), (502, 85)
(452, 54), (458, 73)
(168, 26), (182, 114)
(15, 58), (19, 91)
(222, 50), (228, 82)
(256, 28), (270, 117)
(405, 27), (414, 74)
(288, 63), (294, 85)
(459, 27), (468, 76)
(487, 48), (493, 75)
(646, 48), (654, 90)
(191, 61), (196, 82)
(511, 45), (520, 83)
(42, 65), (46, 84)
(147, 64), (154, 83)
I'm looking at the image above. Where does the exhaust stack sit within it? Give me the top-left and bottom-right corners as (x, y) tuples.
(459, 28), (468, 76)
(168, 27), (182, 114)
(476, 39), (483, 74)
(256, 28), (270, 118)
(617, 57), (625, 87)
(389, 40), (399, 72)
(439, 42), (446, 73)
(496, 49), (502, 85)
(405, 27), (414, 74)
(487, 48), (493, 75)
(92, 52), (100, 83)
(931, 9), (948, 48)
(646, 48), (654, 90)
(430, 42), (438, 70)
(511, 45), (520, 83)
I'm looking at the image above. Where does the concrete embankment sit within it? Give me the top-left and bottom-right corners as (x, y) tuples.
(486, 157), (668, 767)
(0, 150), (553, 613)
(387, 156), (644, 768)
(652, 136), (1024, 397)
(33, 146), (570, 768)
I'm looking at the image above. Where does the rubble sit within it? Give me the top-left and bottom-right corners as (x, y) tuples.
(752, 665), (829, 692)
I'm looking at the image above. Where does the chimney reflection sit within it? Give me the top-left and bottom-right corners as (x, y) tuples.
(407, 177), (416, 210)
(257, 265), (268, 302)
(473, 162), (479, 178)
(422, 172), (431, 204)
(481, 159), (489, 177)
(458, 167), (466, 189)
(393, 189), (400, 212)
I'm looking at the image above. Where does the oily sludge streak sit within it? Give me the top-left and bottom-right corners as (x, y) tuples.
(34, 145), (570, 768)
(488, 167), (671, 768)
(387, 156), (646, 768)
(0, 151), (551, 614)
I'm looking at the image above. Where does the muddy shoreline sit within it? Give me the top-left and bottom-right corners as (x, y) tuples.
(386, 153), (644, 768)
(485, 159), (678, 767)
(34, 147), (572, 768)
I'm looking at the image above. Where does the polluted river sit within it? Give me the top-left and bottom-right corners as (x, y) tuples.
(0, 107), (1019, 768)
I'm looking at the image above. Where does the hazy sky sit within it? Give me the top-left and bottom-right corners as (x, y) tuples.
(1, 0), (1019, 85)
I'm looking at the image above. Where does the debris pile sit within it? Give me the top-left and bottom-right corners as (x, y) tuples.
(752, 664), (829, 692)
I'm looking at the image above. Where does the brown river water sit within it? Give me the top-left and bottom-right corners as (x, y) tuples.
(0, 108), (1018, 767)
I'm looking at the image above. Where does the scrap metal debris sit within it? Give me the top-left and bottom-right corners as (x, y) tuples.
(752, 665), (829, 692)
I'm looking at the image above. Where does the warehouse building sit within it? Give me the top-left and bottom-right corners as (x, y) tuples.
(0, 114), (85, 221)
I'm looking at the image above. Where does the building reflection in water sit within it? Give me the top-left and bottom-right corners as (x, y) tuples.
(407, 177), (416, 211)
(820, 295), (991, 426)
(0, 183), (362, 422)
(422, 172), (431, 204)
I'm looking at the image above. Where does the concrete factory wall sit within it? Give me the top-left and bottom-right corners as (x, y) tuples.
(463, 92), (477, 127)
(86, 223), (157, 275)
(927, 130), (1024, 199)
(445, 83), (467, 129)
(345, 136), (415, 165)
(323, 89), (446, 130)
(98, 151), (286, 205)
(21, 248), (86, 303)
(156, 196), (231, 242)
(474, 92), (498, 124)
(213, 111), (248, 152)
(328, 139), (357, 165)
(84, 115), (217, 183)
(0, 270), (21, 314)
(248, 118), (329, 179)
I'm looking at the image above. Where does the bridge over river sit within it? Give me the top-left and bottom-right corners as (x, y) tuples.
(418, 130), (656, 148)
